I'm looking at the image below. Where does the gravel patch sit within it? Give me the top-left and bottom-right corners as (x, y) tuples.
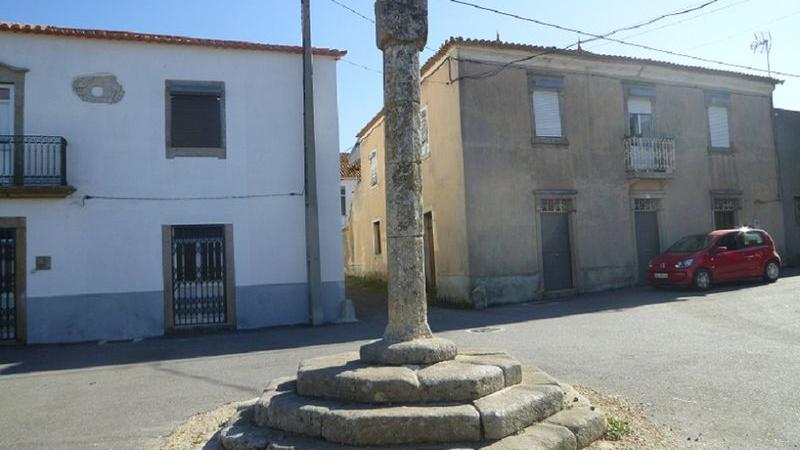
(576, 386), (680, 450)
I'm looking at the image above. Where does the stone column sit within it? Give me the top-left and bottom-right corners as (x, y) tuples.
(360, 0), (456, 365)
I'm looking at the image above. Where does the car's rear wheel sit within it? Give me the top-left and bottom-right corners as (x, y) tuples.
(693, 269), (712, 291)
(763, 260), (780, 283)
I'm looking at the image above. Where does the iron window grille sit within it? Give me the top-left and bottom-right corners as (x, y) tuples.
(539, 198), (574, 213)
(0, 228), (16, 340)
(634, 198), (660, 212)
(713, 198), (740, 211)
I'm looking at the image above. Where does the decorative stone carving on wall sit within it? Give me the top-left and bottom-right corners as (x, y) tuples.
(72, 73), (124, 104)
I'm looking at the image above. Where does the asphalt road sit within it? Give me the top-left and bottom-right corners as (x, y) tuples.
(1, 269), (799, 450)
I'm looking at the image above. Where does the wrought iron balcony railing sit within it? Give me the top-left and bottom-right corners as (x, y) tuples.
(0, 135), (68, 187)
(624, 136), (675, 177)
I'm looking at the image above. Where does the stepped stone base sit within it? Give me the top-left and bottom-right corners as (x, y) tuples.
(221, 349), (606, 450)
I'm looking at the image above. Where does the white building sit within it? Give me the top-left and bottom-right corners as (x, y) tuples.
(0, 22), (346, 344)
(339, 153), (359, 228)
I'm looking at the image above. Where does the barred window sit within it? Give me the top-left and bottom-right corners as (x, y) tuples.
(634, 198), (660, 212)
(795, 197), (800, 226)
(713, 197), (739, 230)
(540, 198), (573, 213)
(713, 198), (739, 211)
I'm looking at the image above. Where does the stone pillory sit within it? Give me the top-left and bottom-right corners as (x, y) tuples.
(217, 2), (607, 448)
(359, 0), (458, 366)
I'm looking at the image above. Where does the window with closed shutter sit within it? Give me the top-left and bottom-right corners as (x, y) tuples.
(420, 106), (430, 157)
(532, 90), (562, 138)
(708, 105), (730, 148)
(166, 81), (226, 158)
(171, 94), (221, 147)
(369, 150), (378, 187)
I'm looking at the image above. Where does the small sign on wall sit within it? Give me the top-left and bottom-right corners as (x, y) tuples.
(35, 256), (51, 271)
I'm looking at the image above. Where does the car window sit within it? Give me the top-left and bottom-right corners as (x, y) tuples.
(716, 232), (743, 250)
(666, 234), (712, 253)
(744, 231), (764, 247)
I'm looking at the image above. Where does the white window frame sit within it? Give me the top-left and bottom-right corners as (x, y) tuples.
(0, 84), (14, 136)
(706, 93), (732, 151)
(369, 149), (378, 188)
(529, 75), (566, 144)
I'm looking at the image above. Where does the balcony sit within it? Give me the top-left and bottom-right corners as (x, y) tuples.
(0, 135), (75, 198)
(624, 136), (675, 178)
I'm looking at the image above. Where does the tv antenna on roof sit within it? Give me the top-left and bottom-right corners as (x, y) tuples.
(750, 32), (772, 78)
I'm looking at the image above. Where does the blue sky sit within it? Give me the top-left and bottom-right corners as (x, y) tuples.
(3, 0), (799, 151)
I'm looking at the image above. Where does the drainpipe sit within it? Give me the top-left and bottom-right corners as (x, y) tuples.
(302, 0), (324, 325)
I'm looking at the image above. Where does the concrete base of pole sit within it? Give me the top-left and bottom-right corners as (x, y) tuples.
(359, 336), (458, 365)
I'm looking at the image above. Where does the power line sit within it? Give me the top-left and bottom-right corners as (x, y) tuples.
(578, 0), (721, 45)
(683, 9), (800, 52)
(342, 58), (382, 74)
(448, 0), (799, 79)
(588, 0), (751, 50)
(328, 0), (374, 23)
(328, 0), (438, 54)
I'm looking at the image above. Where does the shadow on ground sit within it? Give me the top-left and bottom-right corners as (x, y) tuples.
(1, 268), (797, 376)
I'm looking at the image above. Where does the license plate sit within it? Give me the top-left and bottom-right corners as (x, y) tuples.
(654, 273), (668, 279)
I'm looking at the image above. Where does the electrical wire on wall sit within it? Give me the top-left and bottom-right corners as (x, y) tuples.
(75, 189), (305, 206)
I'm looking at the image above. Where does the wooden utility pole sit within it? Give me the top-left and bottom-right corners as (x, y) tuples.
(302, 0), (324, 326)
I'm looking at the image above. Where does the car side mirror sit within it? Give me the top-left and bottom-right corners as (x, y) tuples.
(713, 246), (728, 255)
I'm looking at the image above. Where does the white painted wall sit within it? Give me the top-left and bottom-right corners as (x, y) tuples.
(0, 33), (343, 300)
(341, 177), (358, 228)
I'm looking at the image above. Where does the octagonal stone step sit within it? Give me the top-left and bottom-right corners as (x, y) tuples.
(296, 351), (515, 403)
(474, 384), (564, 439)
(255, 388), (482, 446)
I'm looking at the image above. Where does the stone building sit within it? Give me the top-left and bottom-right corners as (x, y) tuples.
(345, 37), (785, 306)
(775, 108), (800, 266)
(0, 23), (346, 343)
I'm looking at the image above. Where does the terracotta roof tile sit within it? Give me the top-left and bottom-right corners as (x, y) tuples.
(340, 153), (360, 178)
(0, 21), (346, 58)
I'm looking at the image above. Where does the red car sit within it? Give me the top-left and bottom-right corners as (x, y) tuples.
(647, 228), (781, 290)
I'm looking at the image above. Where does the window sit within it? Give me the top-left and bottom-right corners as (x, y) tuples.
(795, 197), (800, 225)
(743, 231), (765, 247)
(713, 197), (739, 230)
(166, 80), (226, 158)
(627, 97), (653, 137)
(539, 198), (573, 213)
(706, 93), (731, 149)
(634, 198), (660, 212)
(420, 106), (430, 157)
(369, 150), (378, 187)
(372, 221), (382, 255)
(529, 76), (565, 141)
(717, 232), (743, 251)
(340, 186), (347, 216)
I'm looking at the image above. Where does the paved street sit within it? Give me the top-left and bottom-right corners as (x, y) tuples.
(1, 269), (799, 450)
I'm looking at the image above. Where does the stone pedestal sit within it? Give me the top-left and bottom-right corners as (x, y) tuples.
(219, 349), (607, 450)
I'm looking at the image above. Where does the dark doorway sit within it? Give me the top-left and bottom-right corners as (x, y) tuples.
(171, 225), (228, 327)
(635, 211), (660, 283)
(0, 228), (17, 341)
(423, 212), (436, 293)
(541, 213), (573, 291)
